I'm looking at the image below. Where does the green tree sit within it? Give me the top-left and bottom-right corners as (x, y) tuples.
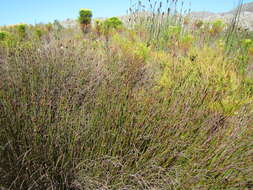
(103, 17), (123, 30)
(102, 17), (123, 41)
(78, 9), (93, 34)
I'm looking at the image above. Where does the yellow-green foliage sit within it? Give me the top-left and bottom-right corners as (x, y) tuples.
(78, 8), (93, 25)
(180, 34), (194, 50)
(16, 23), (27, 39)
(209, 19), (225, 35)
(167, 25), (181, 38)
(112, 33), (150, 63)
(94, 19), (103, 35)
(0, 31), (9, 41)
(98, 17), (123, 38)
(34, 28), (43, 39)
(242, 38), (253, 49)
(156, 44), (251, 115)
(103, 17), (123, 30)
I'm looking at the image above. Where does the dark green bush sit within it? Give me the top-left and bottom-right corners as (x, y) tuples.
(78, 9), (93, 34)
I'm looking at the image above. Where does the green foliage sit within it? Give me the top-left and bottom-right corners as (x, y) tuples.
(0, 4), (253, 190)
(103, 17), (123, 30)
(95, 17), (123, 39)
(0, 31), (9, 41)
(180, 33), (194, 49)
(94, 19), (103, 35)
(167, 25), (181, 39)
(78, 8), (93, 25)
(112, 33), (150, 62)
(78, 9), (92, 34)
(34, 28), (43, 39)
(210, 19), (225, 35)
(242, 38), (253, 48)
(16, 23), (27, 39)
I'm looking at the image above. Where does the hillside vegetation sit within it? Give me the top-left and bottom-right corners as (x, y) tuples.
(0, 0), (253, 189)
(190, 2), (253, 30)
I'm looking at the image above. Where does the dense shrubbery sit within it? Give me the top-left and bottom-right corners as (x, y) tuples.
(0, 2), (253, 190)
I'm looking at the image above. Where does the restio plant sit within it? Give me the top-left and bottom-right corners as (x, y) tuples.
(0, 3), (253, 190)
(78, 8), (93, 34)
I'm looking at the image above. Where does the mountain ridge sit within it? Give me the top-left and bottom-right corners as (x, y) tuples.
(190, 2), (253, 30)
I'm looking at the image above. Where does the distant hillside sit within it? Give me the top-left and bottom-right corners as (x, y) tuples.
(235, 2), (253, 13)
(190, 2), (253, 30)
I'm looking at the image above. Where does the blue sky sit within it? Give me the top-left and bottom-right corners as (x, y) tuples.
(0, 0), (253, 26)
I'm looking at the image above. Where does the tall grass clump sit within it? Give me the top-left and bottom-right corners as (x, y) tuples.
(127, 0), (190, 48)
(0, 2), (253, 190)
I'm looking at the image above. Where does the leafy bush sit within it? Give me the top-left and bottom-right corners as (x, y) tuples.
(210, 19), (225, 36)
(0, 31), (9, 41)
(103, 17), (123, 30)
(34, 28), (43, 39)
(78, 9), (93, 33)
(16, 23), (27, 39)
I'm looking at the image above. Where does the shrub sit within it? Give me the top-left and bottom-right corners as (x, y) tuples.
(0, 31), (9, 41)
(16, 23), (27, 39)
(34, 28), (43, 39)
(242, 38), (253, 48)
(209, 19), (225, 36)
(103, 17), (123, 30)
(180, 34), (194, 50)
(167, 25), (181, 39)
(99, 17), (123, 42)
(78, 9), (93, 34)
